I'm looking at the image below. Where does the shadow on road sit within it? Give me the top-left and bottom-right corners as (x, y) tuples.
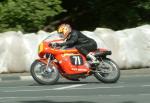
(56, 81), (101, 85)
(20, 100), (96, 103)
(29, 81), (102, 86)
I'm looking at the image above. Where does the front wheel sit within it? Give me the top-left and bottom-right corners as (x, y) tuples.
(30, 60), (60, 85)
(94, 59), (120, 83)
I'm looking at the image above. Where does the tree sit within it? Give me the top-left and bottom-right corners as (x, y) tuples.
(0, 0), (150, 32)
(0, 0), (63, 33)
(56, 0), (150, 30)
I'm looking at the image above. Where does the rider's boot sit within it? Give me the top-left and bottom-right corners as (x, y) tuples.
(87, 53), (100, 65)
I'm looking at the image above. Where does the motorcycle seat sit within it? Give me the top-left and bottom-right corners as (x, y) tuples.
(94, 49), (112, 57)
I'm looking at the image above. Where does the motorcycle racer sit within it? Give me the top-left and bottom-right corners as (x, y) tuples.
(52, 23), (99, 65)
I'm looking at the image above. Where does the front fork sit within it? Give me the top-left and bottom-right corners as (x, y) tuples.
(45, 54), (53, 73)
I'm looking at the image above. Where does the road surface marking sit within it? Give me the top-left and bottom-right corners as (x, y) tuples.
(20, 76), (33, 80)
(54, 84), (86, 90)
(2, 84), (150, 93)
(2, 93), (150, 100)
(70, 86), (125, 90)
(141, 85), (150, 87)
(2, 84), (86, 92)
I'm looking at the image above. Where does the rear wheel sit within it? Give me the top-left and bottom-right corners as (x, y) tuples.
(30, 60), (60, 85)
(94, 59), (120, 83)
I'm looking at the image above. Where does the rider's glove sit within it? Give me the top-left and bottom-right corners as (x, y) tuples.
(54, 43), (61, 47)
(49, 43), (62, 47)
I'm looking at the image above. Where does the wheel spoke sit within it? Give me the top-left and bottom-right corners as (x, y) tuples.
(94, 59), (120, 83)
(31, 60), (59, 85)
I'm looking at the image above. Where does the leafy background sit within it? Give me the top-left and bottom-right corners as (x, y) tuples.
(0, 0), (150, 33)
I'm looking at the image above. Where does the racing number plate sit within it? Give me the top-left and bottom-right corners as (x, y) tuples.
(70, 55), (83, 65)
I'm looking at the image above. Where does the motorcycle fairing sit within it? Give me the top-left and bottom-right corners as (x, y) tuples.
(55, 53), (90, 75)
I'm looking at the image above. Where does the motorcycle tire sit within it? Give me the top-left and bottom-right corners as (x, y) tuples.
(94, 58), (120, 83)
(30, 60), (60, 85)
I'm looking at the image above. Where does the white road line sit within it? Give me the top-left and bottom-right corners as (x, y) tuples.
(70, 86), (125, 90)
(54, 84), (86, 90)
(2, 84), (150, 93)
(2, 84), (86, 92)
(2, 85), (124, 93)
(20, 76), (33, 80)
(141, 85), (150, 87)
(1, 93), (150, 100)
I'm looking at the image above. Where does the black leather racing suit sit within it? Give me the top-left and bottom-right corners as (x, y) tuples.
(60, 30), (97, 56)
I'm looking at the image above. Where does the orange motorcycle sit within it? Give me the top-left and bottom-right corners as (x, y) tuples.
(30, 36), (120, 85)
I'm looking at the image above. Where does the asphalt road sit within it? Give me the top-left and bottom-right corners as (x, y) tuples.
(0, 69), (150, 103)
